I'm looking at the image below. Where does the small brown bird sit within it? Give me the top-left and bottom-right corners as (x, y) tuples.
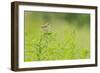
(41, 22), (50, 33)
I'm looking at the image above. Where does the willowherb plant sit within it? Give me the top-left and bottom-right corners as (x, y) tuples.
(32, 22), (54, 60)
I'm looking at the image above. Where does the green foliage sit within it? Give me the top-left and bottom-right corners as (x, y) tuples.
(24, 11), (90, 62)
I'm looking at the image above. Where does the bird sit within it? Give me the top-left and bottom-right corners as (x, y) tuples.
(41, 22), (50, 33)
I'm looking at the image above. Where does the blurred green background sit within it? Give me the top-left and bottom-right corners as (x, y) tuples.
(24, 11), (90, 62)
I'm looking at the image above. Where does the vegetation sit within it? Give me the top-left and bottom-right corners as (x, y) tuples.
(24, 11), (90, 61)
